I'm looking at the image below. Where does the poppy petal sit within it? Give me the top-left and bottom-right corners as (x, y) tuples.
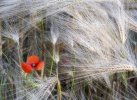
(21, 62), (33, 74)
(27, 55), (40, 65)
(35, 61), (45, 71)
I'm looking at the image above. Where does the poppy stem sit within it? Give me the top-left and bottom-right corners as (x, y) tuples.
(25, 73), (27, 78)
(41, 68), (44, 79)
(34, 71), (41, 79)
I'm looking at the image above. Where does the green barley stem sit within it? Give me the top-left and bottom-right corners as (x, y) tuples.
(40, 19), (46, 79)
(56, 64), (62, 100)
(50, 45), (54, 76)
(71, 53), (76, 91)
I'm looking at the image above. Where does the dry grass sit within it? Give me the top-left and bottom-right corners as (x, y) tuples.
(1, 0), (137, 100)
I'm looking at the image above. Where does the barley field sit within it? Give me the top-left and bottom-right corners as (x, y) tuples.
(1, 0), (137, 100)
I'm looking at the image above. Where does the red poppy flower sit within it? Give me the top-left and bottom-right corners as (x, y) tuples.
(21, 55), (45, 74)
